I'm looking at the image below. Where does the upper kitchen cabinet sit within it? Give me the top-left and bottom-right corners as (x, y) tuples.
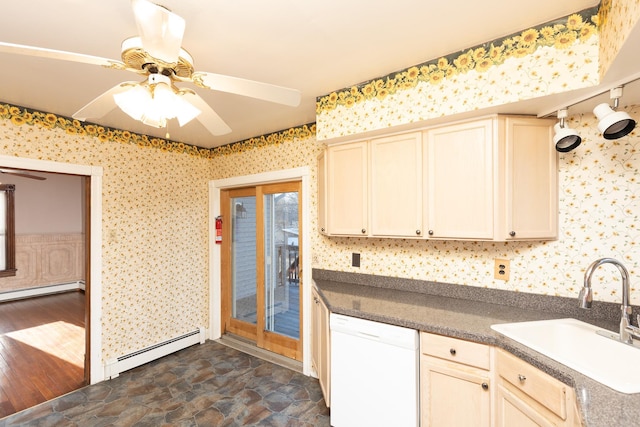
(370, 132), (423, 237)
(320, 114), (557, 241)
(322, 133), (423, 238)
(425, 115), (557, 241)
(326, 141), (368, 235)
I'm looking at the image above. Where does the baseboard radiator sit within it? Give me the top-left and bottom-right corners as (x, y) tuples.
(104, 327), (206, 379)
(0, 281), (85, 302)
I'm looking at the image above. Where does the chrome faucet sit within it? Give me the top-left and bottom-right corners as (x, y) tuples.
(579, 258), (637, 344)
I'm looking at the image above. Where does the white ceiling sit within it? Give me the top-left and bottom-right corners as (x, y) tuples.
(3, 0), (636, 149)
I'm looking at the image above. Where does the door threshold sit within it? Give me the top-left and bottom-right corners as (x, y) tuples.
(216, 334), (303, 373)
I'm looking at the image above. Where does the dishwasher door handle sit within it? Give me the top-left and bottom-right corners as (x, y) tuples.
(357, 331), (381, 340)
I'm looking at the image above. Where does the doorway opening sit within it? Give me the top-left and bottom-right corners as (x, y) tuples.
(0, 156), (103, 416)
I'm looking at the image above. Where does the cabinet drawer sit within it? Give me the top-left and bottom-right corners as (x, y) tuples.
(420, 332), (490, 370)
(496, 349), (568, 420)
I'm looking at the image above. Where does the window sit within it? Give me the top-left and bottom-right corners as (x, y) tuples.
(0, 184), (16, 277)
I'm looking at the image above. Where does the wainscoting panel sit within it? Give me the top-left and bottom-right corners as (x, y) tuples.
(0, 233), (85, 292)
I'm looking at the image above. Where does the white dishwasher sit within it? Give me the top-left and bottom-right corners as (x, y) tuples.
(330, 313), (419, 427)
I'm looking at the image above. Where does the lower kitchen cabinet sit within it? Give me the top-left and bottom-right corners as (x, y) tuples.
(311, 287), (330, 406)
(495, 349), (582, 427)
(420, 333), (583, 426)
(420, 332), (492, 427)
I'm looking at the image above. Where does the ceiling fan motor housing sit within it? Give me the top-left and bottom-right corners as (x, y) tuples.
(121, 36), (194, 79)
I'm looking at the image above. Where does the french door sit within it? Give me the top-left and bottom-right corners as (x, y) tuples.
(221, 181), (302, 360)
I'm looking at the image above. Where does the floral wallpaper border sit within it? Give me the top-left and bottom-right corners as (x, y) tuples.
(0, 103), (317, 159)
(316, 7), (599, 114)
(0, 6), (603, 160)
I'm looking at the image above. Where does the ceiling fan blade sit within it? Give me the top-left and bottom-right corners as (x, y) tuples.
(191, 72), (302, 107)
(73, 81), (140, 121)
(131, 0), (185, 64)
(0, 169), (46, 180)
(0, 41), (125, 69)
(179, 91), (232, 136)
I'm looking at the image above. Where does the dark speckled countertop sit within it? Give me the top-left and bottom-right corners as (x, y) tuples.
(312, 269), (640, 427)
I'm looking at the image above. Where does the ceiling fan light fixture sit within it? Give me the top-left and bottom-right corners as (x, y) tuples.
(113, 74), (201, 129)
(2, 0), (301, 139)
(114, 84), (152, 122)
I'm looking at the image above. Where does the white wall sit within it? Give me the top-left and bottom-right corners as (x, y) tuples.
(2, 172), (84, 234)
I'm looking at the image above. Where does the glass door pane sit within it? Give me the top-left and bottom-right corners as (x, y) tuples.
(231, 195), (257, 325)
(263, 191), (299, 339)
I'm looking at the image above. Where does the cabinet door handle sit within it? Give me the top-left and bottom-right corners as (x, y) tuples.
(518, 374), (526, 383)
(428, 230), (434, 236)
(321, 227), (325, 232)
(449, 348), (456, 356)
(481, 382), (489, 390)
(416, 230), (421, 235)
(361, 228), (366, 234)
(509, 231), (516, 237)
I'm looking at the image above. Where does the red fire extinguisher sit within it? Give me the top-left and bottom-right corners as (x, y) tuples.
(215, 216), (223, 244)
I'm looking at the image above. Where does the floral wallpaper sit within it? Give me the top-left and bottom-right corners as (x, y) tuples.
(316, 8), (600, 141)
(597, 0), (640, 78)
(313, 107), (640, 304)
(0, 110), (212, 361)
(211, 106), (640, 306)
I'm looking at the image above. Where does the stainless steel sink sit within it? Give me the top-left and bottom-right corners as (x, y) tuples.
(491, 318), (640, 394)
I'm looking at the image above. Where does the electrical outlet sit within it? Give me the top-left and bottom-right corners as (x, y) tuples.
(494, 259), (510, 281)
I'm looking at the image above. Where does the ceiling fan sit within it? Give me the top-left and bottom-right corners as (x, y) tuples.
(0, 168), (46, 180)
(0, 0), (301, 137)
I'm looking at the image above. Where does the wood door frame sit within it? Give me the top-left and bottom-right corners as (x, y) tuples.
(210, 167), (312, 375)
(0, 155), (104, 384)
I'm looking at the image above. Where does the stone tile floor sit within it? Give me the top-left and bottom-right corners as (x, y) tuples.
(0, 341), (330, 426)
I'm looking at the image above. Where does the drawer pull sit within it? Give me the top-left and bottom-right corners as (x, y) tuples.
(518, 374), (527, 383)
(449, 348), (456, 356)
(481, 382), (489, 390)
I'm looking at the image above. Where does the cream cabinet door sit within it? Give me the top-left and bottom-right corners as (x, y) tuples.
(496, 383), (556, 427)
(370, 132), (423, 237)
(326, 142), (368, 235)
(420, 355), (491, 427)
(425, 119), (494, 239)
(504, 117), (557, 240)
(311, 287), (330, 407)
(495, 349), (581, 426)
(317, 151), (328, 235)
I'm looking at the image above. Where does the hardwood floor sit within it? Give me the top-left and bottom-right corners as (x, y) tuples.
(0, 292), (85, 418)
